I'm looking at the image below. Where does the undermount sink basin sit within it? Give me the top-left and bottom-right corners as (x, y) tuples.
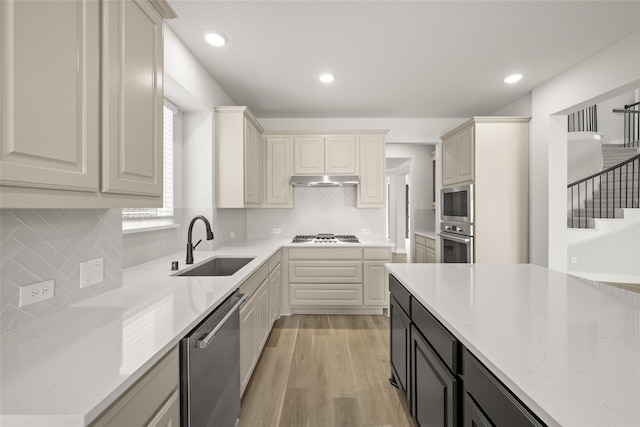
(174, 257), (255, 277)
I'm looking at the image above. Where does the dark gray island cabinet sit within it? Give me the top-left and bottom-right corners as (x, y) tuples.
(390, 275), (545, 427)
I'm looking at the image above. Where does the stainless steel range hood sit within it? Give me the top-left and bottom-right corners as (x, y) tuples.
(290, 175), (359, 187)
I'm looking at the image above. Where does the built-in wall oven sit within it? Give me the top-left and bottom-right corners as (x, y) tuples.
(441, 184), (473, 223)
(440, 221), (474, 263)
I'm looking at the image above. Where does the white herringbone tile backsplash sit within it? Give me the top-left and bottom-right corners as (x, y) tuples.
(1, 209), (123, 332)
(247, 187), (386, 238)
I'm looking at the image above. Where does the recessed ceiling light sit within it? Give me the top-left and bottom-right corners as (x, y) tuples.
(319, 73), (335, 83)
(503, 73), (523, 84)
(204, 32), (227, 47)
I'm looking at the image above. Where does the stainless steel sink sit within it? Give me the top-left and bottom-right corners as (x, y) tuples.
(174, 257), (254, 277)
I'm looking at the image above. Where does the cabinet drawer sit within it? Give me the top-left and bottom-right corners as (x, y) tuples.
(415, 235), (427, 246)
(289, 261), (362, 283)
(363, 247), (391, 260)
(389, 275), (411, 316)
(411, 298), (458, 373)
(288, 247), (362, 260)
(239, 263), (269, 297)
(290, 284), (363, 306)
(463, 350), (544, 427)
(268, 250), (281, 272)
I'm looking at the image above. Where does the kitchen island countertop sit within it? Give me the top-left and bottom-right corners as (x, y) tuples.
(385, 263), (640, 427)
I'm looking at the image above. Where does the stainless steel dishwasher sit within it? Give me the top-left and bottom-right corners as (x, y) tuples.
(180, 290), (246, 427)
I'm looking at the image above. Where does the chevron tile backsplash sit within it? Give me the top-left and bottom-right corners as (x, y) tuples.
(247, 187), (385, 238)
(1, 209), (123, 332)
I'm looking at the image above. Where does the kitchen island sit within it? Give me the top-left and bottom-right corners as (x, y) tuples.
(385, 263), (640, 427)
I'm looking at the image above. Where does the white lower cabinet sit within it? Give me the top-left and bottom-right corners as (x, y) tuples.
(286, 246), (391, 311)
(268, 262), (282, 327)
(239, 290), (259, 394)
(91, 346), (179, 427)
(239, 251), (282, 395)
(415, 234), (436, 263)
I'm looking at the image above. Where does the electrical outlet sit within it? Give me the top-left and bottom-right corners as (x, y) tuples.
(361, 228), (370, 235)
(80, 258), (104, 288)
(273, 228), (282, 234)
(19, 280), (55, 307)
(230, 231), (236, 239)
(571, 256), (578, 264)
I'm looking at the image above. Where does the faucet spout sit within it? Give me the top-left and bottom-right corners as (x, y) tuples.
(186, 215), (215, 264)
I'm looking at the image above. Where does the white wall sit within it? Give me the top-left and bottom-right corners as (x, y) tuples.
(531, 30), (640, 271)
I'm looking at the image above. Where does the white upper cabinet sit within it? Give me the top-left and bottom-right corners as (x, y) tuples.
(0, 0), (100, 194)
(0, 0), (176, 208)
(265, 135), (293, 207)
(101, 0), (165, 197)
(357, 134), (386, 207)
(293, 136), (325, 174)
(215, 106), (264, 208)
(324, 136), (357, 174)
(442, 125), (474, 187)
(293, 135), (356, 175)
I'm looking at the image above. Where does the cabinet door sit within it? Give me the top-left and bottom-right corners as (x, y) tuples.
(0, 0), (99, 192)
(240, 293), (257, 394)
(145, 390), (180, 427)
(268, 263), (282, 326)
(364, 261), (388, 306)
(265, 136), (293, 206)
(257, 278), (270, 352)
(102, 0), (164, 197)
(455, 126), (474, 183)
(411, 325), (457, 427)
(426, 248), (437, 263)
(464, 394), (494, 427)
(442, 136), (457, 187)
(390, 296), (411, 397)
(325, 136), (356, 174)
(357, 135), (385, 207)
(244, 119), (264, 204)
(294, 136), (324, 174)
(415, 244), (427, 263)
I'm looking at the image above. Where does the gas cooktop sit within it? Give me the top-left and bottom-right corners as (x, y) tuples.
(291, 233), (360, 244)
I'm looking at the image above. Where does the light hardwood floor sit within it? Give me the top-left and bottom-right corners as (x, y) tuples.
(239, 315), (415, 427)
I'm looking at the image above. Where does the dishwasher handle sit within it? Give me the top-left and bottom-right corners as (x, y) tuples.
(196, 294), (247, 349)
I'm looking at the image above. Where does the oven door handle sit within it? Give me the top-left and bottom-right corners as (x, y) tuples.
(438, 233), (471, 244)
(196, 294), (247, 349)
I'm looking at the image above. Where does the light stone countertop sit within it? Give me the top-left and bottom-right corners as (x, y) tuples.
(0, 237), (392, 426)
(385, 263), (640, 427)
(414, 230), (436, 239)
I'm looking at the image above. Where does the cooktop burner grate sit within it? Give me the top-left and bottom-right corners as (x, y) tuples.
(291, 234), (360, 244)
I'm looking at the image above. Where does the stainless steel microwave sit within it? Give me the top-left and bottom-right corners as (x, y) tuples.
(441, 184), (474, 223)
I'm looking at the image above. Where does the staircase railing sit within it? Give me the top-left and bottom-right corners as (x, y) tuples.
(613, 101), (640, 148)
(568, 154), (640, 228)
(568, 104), (597, 132)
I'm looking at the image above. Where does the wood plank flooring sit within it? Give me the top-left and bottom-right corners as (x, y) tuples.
(239, 315), (415, 427)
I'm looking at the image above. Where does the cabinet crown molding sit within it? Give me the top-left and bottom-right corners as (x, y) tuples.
(148, 0), (178, 19)
(440, 116), (530, 140)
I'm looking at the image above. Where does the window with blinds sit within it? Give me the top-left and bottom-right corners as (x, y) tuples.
(122, 102), (176, 222)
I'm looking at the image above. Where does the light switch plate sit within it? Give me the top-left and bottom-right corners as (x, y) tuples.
(80, 258), (104, 288)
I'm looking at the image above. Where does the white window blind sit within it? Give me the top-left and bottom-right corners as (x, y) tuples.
(122, 102), (176, 220)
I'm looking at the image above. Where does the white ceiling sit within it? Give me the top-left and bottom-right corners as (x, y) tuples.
(166, 1), (640, 119)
